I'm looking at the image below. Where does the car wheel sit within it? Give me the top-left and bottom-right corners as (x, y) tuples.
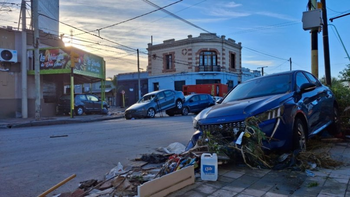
(147, 108), (156, 118)
(75, 106), (84, 116)
(182, 107), (189, 116)
(293, 118), (307, 151)
(328, 105), (341, 136)
(176, 100), (183, 109)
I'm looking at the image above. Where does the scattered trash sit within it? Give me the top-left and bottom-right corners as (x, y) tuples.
(105, 162), (126, 179)
(164, 142), (186, 154)
(140, 153), (168, 164)
(305, 169), (315, 177)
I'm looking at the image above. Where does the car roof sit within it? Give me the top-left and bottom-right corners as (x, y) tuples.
(143, 89), (173, 96)
(243, 70), (306, 83)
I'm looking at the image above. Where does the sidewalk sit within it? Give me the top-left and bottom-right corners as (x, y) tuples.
(0, 106), (125, 129)
(167, 141), (350, 197)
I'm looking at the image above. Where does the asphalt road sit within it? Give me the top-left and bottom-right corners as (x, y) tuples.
(0, 115), (195, 197)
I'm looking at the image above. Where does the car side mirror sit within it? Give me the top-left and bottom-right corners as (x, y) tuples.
(154, 98), (158, 102)
(189, 99), (194, 103)
(300, 83), (316, 93)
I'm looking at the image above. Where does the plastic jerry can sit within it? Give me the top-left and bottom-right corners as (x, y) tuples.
(201, 153), (218, 181)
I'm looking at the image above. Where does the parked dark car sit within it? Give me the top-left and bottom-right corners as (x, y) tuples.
(124, 89), (185, 119)
(186, 70), (339, 152)
(166, 93), (215, 116)
(57, 94), (109, 116)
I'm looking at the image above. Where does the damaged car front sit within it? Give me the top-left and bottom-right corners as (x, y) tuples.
(186, 70), (339, 153)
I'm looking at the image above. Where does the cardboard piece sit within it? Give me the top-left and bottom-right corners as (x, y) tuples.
(137, 165), (195, 197)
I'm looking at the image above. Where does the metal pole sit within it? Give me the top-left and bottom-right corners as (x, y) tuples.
(258, 66), (267, 76)
(289, 57), (292, 71)
(137, 49), (141, 100)
(21, 0), (28, 118)
(321, 0), (331, 86)
(70, 66), (74, 118)
(33, 0), (41, 120)
(309, 0), (318, 78)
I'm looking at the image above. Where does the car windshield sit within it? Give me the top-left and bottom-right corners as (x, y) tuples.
(138, 94), (156, 103)
(185, 95), (192, 101)
(223, 74), (292, 102)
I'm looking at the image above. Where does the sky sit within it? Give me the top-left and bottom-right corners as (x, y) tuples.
(1, 0), (350, 79)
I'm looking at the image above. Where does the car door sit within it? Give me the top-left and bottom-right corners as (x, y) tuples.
(199, 94), (211, 110)
(188, 95), (200, 112)
(155, 92), (167, 111)
(296, 72), (327, 134)
(86, 94), (99, 112)
(163, 90), (175, 109)
(304, 72), (333, 126)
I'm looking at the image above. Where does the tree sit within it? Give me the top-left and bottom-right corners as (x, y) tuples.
(339, 64), (350, 82)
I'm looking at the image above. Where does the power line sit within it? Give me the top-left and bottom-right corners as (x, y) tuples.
(38, 13), (137, 52)
(75, 0), (183, 36)
(143, 0), (211, 33)
(243, 46), (288, 61)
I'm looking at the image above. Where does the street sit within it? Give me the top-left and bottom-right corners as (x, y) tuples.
(0, 115), (195, 197)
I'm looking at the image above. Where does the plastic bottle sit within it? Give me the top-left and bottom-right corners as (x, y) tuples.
(201, 153), (218, 181)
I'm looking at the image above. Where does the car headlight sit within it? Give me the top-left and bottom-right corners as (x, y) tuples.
(256, 105), (284, 122)
(193, 116), (199, 129)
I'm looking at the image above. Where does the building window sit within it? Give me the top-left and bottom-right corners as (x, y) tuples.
(230, 53), (236, 69)
(174, 80), (185, 91)
(227, 80), (234, 90)
(153, 82), (159, 91)
(199, 51), (217, 66)
(165, 54), (173, 69)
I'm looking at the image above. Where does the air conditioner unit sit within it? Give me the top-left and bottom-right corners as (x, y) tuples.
(0, 48), (18, 63)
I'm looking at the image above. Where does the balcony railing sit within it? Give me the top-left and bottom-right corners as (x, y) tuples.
(198, 65), (221, 72)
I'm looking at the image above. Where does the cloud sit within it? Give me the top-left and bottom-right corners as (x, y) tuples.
(209, 8), (250, 18)
(256, 11), (299, 22)
(243, 60), (274, 66)
(226, 2), (242, 8)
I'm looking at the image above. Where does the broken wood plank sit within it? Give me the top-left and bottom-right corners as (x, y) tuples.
(137, 165), (195, 197)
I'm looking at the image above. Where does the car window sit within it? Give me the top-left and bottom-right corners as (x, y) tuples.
(139, 94), (155, 103)
(164, 90), (174, 97)
(77, 95), (87, 101)
(199, 94), (208, 100)
(191, 95), (199, 102)
(296, 72), (310, 89)
(304, 72), (321, 87)
(157, 92), (165, 100)
(223, 74), (291, 102)
(87, 95), (98, 102)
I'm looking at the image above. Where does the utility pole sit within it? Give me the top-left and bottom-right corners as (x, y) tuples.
(21, 0), (28, 118)
(137, 49), (141, 100)
(321, 0), (331, 86)
(33, 0), (41, 120)
(258, 66), (267, 76)
(309, 0), (319, 78)
(289, 57), (292, 71)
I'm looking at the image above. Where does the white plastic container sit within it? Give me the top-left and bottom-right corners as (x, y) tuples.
(201, 153), (218, 181)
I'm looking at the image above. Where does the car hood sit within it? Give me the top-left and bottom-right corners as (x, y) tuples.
(196, 93), (292, 123)
(126, 101), (151, 111)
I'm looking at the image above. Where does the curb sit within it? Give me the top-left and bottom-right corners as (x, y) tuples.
(0, 115), (125, 129)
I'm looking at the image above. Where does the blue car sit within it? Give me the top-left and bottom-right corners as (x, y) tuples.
(186, 70), (339, 152)
(166, 93), (215, 116)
